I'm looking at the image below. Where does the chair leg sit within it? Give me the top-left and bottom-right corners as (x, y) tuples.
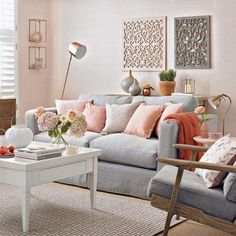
(163, 167), (184, 236)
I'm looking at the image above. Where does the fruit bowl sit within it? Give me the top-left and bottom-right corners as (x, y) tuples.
(0, 145), (15, 158)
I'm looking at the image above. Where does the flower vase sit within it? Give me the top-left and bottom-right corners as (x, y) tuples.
(200, 122), (209, 138)
(66, 146), (79, 155)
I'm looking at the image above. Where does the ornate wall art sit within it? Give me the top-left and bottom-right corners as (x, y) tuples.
(175, 15), (211, 69)
(123, 17), (166, 71)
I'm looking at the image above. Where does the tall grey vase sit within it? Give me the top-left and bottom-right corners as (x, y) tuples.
(129, 79), (141, 96)
(121, 70), (134, 93)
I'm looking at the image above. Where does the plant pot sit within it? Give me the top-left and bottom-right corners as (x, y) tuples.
(159, 81), (176, 96)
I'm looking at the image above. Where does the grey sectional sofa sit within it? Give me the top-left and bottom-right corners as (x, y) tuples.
(25, 94), (217, 199)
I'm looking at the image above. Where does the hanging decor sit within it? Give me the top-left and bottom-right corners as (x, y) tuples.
(123, 17), (166, 71)
(175, 15), (211, 69)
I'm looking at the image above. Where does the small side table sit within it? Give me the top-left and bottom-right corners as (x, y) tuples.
(193, 136), (218, 148)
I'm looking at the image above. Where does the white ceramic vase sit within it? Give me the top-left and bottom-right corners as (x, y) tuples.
(6, 125), (33, 148)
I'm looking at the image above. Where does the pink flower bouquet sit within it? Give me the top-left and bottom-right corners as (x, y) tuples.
(35, 107), (87, 145)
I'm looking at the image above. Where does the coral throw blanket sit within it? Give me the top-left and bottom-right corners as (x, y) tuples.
(164, 112), (202, 161)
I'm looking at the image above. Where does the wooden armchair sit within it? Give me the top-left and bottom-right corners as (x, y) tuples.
(148, 145), (236, 236)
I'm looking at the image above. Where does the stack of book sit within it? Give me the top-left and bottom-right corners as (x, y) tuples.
(15, 146), (64, 160)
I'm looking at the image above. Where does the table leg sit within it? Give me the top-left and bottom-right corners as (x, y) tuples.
(22, 188), (30, 232)
(88, 156), (98, 209)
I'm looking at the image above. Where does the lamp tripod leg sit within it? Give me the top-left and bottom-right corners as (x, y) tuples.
(61, 54), (73, 100)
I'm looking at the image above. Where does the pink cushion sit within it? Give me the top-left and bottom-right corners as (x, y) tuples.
(55, 100), (90, 115)
(124, 104), (163, 139)
(156, 103), (183, 137)
(82, 103), (106, 133)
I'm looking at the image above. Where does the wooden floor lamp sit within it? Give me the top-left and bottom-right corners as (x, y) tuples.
(61, 42), (87, 99)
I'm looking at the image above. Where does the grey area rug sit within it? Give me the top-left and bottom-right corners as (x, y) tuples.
(0, 183), (184, 236)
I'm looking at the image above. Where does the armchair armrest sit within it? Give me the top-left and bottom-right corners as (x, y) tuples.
(158, 157), (236, 174)
(173, 144), (208, 152)
(25, 107), (57, 135)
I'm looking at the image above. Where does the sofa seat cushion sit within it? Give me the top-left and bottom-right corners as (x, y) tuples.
(148, 165), (236, 222)
(34, 131), (101, 147)
(90, 133), (158, 169)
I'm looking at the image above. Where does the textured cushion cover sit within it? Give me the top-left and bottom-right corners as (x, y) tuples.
(195, 135), (236, 188)
(55, 100), (90, 115)
(34, 131), (101, 147)
(148, 165), (236, 222)
(102, 103), (139, 134)
(90, 133), (158, 169)
(224, 162), (236, 203)
(156, 103), (182, 137)
(82, 103), (106, 133)
(124, 104), (163, 139)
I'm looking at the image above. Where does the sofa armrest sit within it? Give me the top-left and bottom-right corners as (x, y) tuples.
(25, 107), (57, 135)
(157, 120), (179, 171)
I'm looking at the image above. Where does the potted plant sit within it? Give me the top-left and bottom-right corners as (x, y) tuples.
(159, 69), (177, 96)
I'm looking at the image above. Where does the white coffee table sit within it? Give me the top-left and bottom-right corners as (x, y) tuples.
(0, 142), (102, 232)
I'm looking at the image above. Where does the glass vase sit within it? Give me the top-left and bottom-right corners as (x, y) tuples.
(200, 122), (209, 138)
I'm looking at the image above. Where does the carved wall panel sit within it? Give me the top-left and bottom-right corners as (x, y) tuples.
(123, 17), (166, 71)
(175, 16), (211, 69)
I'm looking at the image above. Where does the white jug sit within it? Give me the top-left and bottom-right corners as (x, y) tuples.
(0, 129), (9, 146)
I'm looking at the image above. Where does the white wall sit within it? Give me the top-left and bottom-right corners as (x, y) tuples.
(19, 0), (236, 136)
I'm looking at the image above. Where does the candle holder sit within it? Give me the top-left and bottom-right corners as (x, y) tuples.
(183, 74), (195, 94)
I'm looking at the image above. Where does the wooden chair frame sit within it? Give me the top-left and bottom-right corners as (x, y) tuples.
(151, 145), (236, 236)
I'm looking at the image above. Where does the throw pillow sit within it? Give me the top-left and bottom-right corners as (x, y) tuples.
(102, 103), (140, 134)
(156, 103), (183, 137)
(82, 103), (106, 133)
(124, 104), (163, 139)
(195, 134), (236, 188)
(223, 162), (236, 203)
(55, 100), (91, 115)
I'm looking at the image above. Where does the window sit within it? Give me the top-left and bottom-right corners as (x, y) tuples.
(0, 0), (16, 98)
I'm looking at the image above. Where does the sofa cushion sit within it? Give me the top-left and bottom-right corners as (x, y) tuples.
(147, 165), (236, 222)
(55, 100), (90, 115)
(34, 131), (101, 147)
(79, 94), (132, 106)
(124, 104), (163, 138)
(102, 103), (139, 134)
(90, 133), (158, 169)
(82, 103), (106, 133)
(132, 95), (198, 112)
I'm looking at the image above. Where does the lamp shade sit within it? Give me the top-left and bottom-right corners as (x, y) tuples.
(68, 42), (87, 59)
(208, 95), (223, 109)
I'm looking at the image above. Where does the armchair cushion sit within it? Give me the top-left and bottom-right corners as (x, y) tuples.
(148, 165), (236, 222)
(224, 162), (236, 203)
(195, 134), (236, 188)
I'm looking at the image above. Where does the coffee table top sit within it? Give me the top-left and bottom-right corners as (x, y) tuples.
(0, 141), (102, 171)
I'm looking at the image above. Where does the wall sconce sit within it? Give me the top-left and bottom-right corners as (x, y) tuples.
(183, 74), (195, 94)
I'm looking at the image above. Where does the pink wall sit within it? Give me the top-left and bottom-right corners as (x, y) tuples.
(18, 0), (236, 136)
(17, 0), (51, 123)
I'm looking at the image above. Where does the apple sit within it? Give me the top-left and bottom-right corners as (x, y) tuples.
(0, 146), (8, 155)
(7, 145), (15, 153)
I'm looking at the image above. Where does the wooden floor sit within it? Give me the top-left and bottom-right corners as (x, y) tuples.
(158, 220), (231, 236)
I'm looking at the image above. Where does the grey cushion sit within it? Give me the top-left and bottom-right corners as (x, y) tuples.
(90, 133), (158, 169)
(34, 131), (101, 147)
(132, 95), (198, 112)
(224, 162), (236, 203)
(148, 165), (236, 222)
(78, 94), (132, 106)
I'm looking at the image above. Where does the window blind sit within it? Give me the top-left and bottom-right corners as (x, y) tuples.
(0, 0), (16, 98)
